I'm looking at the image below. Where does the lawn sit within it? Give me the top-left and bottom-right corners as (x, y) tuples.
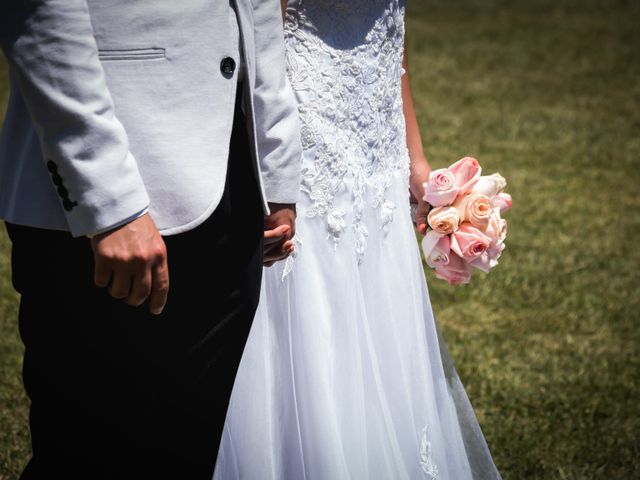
(1, 1), (639, 478)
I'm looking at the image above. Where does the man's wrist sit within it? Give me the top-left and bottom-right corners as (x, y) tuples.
(267, 202), (296, 215)
(85, 206), (150, 239)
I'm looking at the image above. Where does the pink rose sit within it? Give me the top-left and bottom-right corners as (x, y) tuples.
(472, 173), (506, 198)
(421, 230), (444, 259)
(489, 239), (506, 259)
(449, 157), (481, 195)
(450, 223), (492, 262)
(424, 168), (459, 207)
(485, 209), (507, 245)
(492, 192), (512, 214)
(453, 193), (493, 229)
(427, 206), (460, 235)
(426, 234), (451, 268)
(434, 252), (472, 285)
(499, 218), (507, 242)
(471, 210), (507, 272)
(470, 243), (505, 273)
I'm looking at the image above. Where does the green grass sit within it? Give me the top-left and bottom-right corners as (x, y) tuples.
(0, 50), (29, 480)
(406, 1), (640, 478)
(1, 1), (639, 478)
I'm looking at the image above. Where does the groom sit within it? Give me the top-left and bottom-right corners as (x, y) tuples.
(0, 0), (301, 478)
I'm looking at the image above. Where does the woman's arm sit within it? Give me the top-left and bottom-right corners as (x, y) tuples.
(402, 42), (432, 234)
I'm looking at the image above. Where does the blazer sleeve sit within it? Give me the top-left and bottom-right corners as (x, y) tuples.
(0, 0), (150, 237)
(251, 0), (303, 205)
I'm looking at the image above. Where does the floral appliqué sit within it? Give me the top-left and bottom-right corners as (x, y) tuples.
(420, 426), (440, 479)
(284, 0), (410, 262)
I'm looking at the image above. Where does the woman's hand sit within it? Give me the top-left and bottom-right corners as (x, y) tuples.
(409, 159), (432, 234)
(401, 42), (432, 235)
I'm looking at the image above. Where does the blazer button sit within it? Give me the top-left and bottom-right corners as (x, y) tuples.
(46, 160), (58, 173)
(51, 172), (63, 186)
(57, 185), (69, 198)
(220, 57), (236, 77)
(62, 198), (78, 212)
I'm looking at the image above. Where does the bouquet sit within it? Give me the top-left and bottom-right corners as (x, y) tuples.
(421, 157), (512, 285)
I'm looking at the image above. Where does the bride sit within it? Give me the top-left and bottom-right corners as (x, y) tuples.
(215, 0), (501, 478)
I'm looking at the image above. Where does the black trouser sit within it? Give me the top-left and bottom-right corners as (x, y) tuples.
(6, 101), (263, 479)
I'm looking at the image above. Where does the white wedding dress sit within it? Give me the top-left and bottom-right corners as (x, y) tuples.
(214, 1), (501, 478)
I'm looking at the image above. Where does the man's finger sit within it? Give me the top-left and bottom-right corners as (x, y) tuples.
(264, 237), (294, 256)
(264, 249), (290, 262)
(126, 268), (153, 307)
(149, 257), (169, 315)
(94, 260), (112, 288)
(264, 253), (287, 265)
(109, 270), (133, 299)
(263, 242), (293, 265)
(264, 245), (287, 261)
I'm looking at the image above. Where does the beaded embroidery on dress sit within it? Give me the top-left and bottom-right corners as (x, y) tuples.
(214, 1), (502, 479)
(284, 0), (410, 260)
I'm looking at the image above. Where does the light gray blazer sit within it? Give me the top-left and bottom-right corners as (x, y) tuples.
(0, 0), (302, 237)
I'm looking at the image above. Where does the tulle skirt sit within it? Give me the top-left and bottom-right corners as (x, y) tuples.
(214, 174), (501, 479)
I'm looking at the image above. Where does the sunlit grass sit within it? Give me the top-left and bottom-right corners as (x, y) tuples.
(1, 1), (639, 478)
(407, 1), (640, 478)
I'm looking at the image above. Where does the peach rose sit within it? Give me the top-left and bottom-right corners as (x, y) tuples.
(485, 209), (507, 244)
(453, 193), (493, 229)
(472, 173), (506, 198)
(424, 168), (459, 207)
(450, 223), (492, 262)
(427, 206), (460, 235)
(434, 252), (472, 285)
(426, 234), (451, 268)
(470, 210), (507, 272)
(449, 157), (481, 195)
(421, 229), (444, 258)
(492, 192), (512, 214)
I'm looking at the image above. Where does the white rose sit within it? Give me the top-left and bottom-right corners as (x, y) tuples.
(472, 173), (507, 198)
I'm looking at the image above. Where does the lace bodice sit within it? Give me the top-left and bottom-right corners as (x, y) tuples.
(284, 0), (410, 260)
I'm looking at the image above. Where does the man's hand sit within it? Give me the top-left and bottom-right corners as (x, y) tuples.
(264, 203), (296, 267)
(89, 213), (169, 315)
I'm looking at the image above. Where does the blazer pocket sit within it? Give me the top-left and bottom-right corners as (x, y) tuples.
(98, 48), (166, 62)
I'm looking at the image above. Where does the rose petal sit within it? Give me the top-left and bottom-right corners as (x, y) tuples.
(421, 230), (444, 258)
(450, 223), (492, 262)
(434, 252), (472, 285)
(449, 157), (482, 195)
(426, 234), (451, 268)
(472, 173), (507, 198)
(493, 192), (512, 214)
(424, 169), (460, 207)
